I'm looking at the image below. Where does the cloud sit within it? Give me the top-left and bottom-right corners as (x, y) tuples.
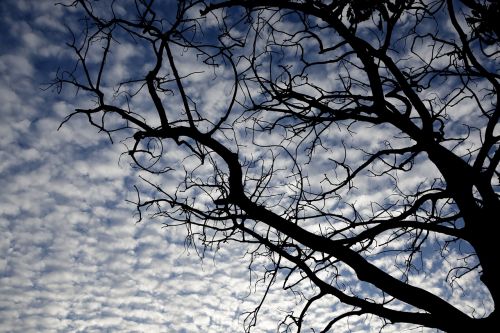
(0, 2), (260, 331)
(0, 1), (496, 333)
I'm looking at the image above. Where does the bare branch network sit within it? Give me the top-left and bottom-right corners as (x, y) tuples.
(54, 0), (499, 332)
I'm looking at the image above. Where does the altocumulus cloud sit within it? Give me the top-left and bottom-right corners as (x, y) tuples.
(0, 1), (492, 333)
(0, 1), (278, 332)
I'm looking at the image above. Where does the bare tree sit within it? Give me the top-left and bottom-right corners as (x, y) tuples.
(55, 0), (499, 331)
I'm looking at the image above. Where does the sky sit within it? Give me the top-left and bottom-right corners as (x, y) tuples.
(0, 1), (495, 332)
(0, 1), (267, 332)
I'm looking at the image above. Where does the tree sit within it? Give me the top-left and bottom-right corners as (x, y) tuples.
(54, 0), (499, 331)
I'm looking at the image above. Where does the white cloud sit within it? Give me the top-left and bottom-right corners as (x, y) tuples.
(0, 1), (496, 333)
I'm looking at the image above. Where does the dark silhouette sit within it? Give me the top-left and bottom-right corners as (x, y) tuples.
(55, 0), (499, 331)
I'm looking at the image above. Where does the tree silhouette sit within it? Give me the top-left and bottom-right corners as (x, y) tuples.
(55, 0), (499, 331)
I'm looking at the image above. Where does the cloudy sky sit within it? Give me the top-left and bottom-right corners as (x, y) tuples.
(0, 1), (495, 332)
(0, 1), (270, 332)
